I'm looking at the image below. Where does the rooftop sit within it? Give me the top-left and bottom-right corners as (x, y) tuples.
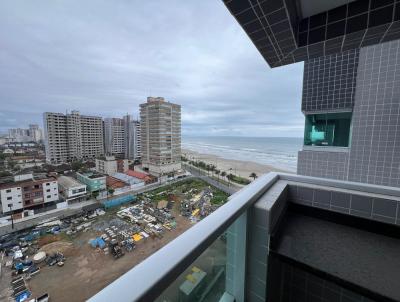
(77, 172), (106, 179)
(58, 175), (85, 188)
(125, 170), (150, 181)
(0, 175), (55, 190)
(106, 176), (128, 189)
(112, 173), (143, 185)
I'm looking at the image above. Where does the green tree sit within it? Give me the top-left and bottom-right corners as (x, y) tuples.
(71, 160), (83, 171)
(221, 171), (226, 179)
(250, 172), (258, 180)
(108, 188), (115, 196)
(92, 191), (99, 199)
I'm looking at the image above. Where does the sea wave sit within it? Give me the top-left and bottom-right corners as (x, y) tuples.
(182, 137), (301, 172)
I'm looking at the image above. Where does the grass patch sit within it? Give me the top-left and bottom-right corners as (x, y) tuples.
(143, 178), (229, 206)
(211, 191), (229, 205)
(227, 174), (250, 185)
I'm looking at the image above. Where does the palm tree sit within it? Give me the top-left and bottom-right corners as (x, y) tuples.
(221, 171), (227, 179)
(250, 172), (258, 180)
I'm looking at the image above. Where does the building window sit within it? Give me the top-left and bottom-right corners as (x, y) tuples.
(6, 189), (11, 193)
(7, 197), (12, 200)
(304, 112), (352, 147)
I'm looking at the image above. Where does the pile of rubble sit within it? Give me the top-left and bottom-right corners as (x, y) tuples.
(180, 188), (216, 220)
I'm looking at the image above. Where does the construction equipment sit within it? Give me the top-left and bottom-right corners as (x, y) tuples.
(109, 239), (124, 259)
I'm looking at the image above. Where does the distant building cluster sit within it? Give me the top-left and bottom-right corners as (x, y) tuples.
(42, 97), (181, 176)
(0, 97), (182, 215)
(5, 124), (43, 144)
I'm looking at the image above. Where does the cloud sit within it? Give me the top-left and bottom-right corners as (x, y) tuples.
(0, 0), (304, 136)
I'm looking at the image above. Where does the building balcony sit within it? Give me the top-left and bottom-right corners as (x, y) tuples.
(88, 172), (400, 302)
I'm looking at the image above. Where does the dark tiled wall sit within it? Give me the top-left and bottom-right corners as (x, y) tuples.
(270, 258), (376, 302)
(246, 181), (288, 302)
(347, 39), (400, 187)
(288, 184), (400, 225)
(302, 49), (359, 112)
(297, 150), (349, 180)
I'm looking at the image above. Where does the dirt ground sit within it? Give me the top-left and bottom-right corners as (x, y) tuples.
(28, 209), (193, 302)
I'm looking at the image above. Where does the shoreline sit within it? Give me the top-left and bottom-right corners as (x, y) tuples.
(182, 148), (290, 180)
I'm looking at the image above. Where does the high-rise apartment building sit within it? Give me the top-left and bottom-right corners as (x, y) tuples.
(103, 115), (141, 160)
(28, 124), (43, 142)
(43, 111), (104, 164)
(124, 115), (141, 161)
(140, 97), (181, 176)
(104, 118), (125, 157)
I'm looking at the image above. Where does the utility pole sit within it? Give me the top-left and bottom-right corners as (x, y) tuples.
(8, 204), (14, 229)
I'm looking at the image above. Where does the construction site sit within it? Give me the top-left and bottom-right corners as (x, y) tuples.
(0, 179), (229, 302)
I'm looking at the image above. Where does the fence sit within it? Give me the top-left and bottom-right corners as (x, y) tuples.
(103, 195), (136, 209)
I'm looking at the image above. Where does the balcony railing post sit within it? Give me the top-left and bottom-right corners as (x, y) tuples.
(225, 210), (248, 302)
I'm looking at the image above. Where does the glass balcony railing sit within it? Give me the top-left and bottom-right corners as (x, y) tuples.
(88, 172), (278, 302)
(88, 172), (400, 302)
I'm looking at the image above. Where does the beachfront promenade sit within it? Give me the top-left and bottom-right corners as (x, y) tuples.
(183, 163), (240, 194)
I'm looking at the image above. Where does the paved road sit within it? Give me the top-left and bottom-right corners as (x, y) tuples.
(0, 205), (87, 236)
(183, 164), (240, 195)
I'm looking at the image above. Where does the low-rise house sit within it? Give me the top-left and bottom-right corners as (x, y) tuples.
(125, 169), (152, 184)
(95, 156), (128, 175)
(0, 174), (59, 214)
(106, 176), (130, 195)
(76, 172), (106, 198)
(58, 175), (87, 203)
(112, 172), (145, 190)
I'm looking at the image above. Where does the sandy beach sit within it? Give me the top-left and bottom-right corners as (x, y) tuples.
(182, 149), (288, 180)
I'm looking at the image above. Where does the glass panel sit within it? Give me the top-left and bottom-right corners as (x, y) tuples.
(155, 212), (247, 302)
(304, 112), (351, 147)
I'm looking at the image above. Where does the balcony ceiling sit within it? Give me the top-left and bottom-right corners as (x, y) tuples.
(223, 0), (400, 67)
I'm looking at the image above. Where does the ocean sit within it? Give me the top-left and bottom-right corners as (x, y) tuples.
(182, 136), (302, 172)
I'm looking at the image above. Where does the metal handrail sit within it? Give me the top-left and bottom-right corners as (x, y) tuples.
(88, 172), (279, 302)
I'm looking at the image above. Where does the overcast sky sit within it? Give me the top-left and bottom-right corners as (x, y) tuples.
(0, 0), (304, 137)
